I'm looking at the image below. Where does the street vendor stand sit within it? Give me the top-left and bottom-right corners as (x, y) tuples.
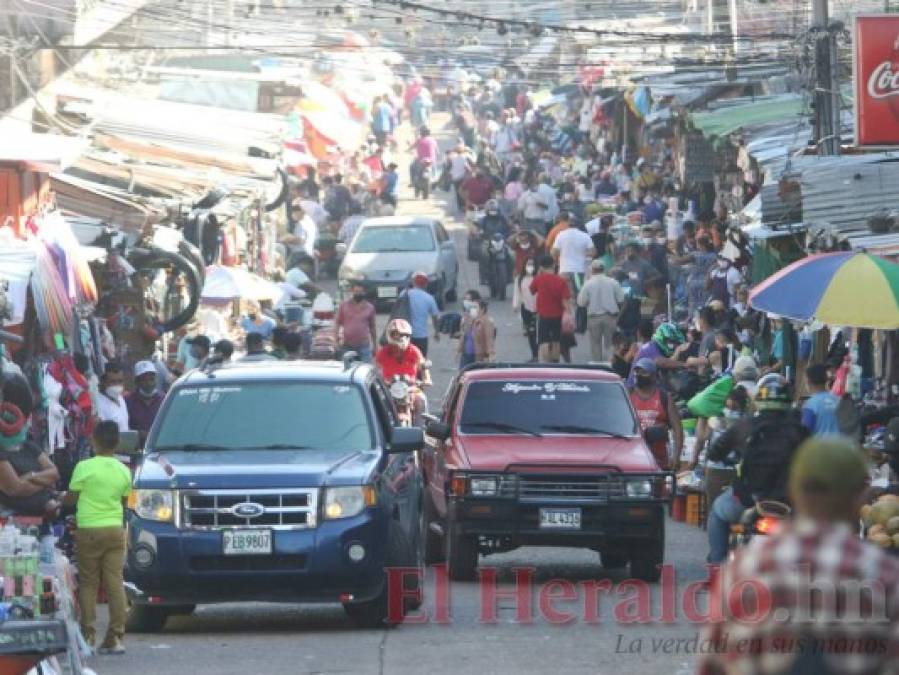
(0, 518), (87, 675)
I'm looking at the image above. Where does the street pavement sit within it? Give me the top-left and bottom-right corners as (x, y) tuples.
(93, 117), (710, 675)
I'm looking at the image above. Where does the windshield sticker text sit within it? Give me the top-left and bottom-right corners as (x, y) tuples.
(502, 382), (591, 394)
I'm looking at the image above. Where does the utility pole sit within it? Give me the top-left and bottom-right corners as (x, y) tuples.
(812, 0), (840, 155)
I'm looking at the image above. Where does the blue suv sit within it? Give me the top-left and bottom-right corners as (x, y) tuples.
(125, 359), (425, 629)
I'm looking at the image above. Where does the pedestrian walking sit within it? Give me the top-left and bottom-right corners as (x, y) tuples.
(458, 291), (496, 368)
(405, 272), (441, 356)
(513, 259), (539, 362)
(577, 259), (624, 362)
(335, 282), (377, 362)
(529, 255), (571, 364)
(63, 421), (132, 654)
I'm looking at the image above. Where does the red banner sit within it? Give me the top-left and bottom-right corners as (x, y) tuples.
(855, 15), (899, 147)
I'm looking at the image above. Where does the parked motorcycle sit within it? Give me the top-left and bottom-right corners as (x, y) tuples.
(485, 231), (511, 301)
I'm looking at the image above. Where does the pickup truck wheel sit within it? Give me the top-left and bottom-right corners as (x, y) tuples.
(423, 491), (445, 565)
(126, 604), (170, 633)
(600, 552), (629, 569)
(344, 526), (419, 628)
(629, 529), (665, 583)
(446, 519), (478, 581)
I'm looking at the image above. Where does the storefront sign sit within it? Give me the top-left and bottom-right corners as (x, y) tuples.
(854, 15), (899, 147)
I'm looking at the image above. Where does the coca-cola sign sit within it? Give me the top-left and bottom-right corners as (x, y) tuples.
(855, 16), (899, 146)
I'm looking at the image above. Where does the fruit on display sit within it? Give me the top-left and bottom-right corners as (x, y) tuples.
(864, 495), (899, 548)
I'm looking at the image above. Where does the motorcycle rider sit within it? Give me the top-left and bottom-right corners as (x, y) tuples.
(476, 199), (510, 285)
(375, 318), (431, 421)
(705, 373), (809, 564)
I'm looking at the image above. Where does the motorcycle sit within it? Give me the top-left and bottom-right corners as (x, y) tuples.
(728, 500), (791, 558)
(485, 231), (511, 301)
(411, 158), (433, 200)
(389, 375), (421, 427)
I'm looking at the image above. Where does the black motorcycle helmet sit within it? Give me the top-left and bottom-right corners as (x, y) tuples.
(754, 373), (793, 412)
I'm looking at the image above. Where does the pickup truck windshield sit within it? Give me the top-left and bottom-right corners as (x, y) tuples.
(459, 380), (637, 437)
(153, 383), (374, 451)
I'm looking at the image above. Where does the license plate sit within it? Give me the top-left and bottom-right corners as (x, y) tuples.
(222, 529), (272, 555)
(377, 286), (398, 299)
(539, 508), (582, 529)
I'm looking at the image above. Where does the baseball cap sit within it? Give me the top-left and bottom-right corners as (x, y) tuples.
(633, 357), (656, 374)
(591, 258), (605, 272)
(134, 361), (156, 378)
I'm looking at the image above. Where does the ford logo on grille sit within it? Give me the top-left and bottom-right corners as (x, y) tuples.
(232, 502), (265, 518)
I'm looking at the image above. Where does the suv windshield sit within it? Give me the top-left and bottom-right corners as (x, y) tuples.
(351, 225), (435, 253)
(459, 380), (637, 437)
(153, 383), (374, 452)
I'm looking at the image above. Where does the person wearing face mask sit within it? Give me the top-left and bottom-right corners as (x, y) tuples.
(627, 358), (683, 470)
(615, 241), (656, 298)
(0, 375), (60, 517)
(95, 363), (130, 433)
(703, 386), (752, 509)
(458, 292), (496, 368)
(125, 361), (164, 446)
(240, 301), (277, 341)
(335, 283), (377, 362)
(508, 229), (543, 277)
(706, 254), (742, 308)
(513, 260), (539, 362)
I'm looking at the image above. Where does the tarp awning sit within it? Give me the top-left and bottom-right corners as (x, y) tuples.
(690, 95), (804, 138)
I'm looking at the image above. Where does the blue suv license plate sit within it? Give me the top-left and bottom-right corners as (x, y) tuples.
(222, 529), (273, 555)
(539, 508), (581, 529)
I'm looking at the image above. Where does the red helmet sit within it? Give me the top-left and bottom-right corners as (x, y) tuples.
(412, 271), (429, 288)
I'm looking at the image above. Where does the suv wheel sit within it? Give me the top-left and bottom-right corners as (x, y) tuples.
(344, 526), (421, 628)
(126, 603), (170, 633)
(446, 518), (478, 581)
(629, 529), (665, 582)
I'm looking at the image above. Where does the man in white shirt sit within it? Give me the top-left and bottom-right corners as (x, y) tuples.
(552, 225), (596, 276)
(289, 202), (318, 258)
(536, 176), (559, 229)
(95, 363), (130, 432)
(577, 259), (625, 362)
(298, 198), (328, 228)
(517, 181), (548, 231)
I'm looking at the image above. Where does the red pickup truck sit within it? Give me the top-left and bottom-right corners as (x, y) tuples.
(423, 363), (673, 581)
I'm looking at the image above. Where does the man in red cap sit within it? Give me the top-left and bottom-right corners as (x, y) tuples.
(404, 271), (442, 356)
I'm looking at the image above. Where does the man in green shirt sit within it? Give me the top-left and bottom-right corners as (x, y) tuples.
(63, 421), (132, 654)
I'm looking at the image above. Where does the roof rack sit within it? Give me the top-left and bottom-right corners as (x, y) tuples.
(459, 361), (616, 374)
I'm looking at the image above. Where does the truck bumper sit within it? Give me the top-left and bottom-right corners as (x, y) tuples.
(448, 498), (665, 549)
(125, 510), (390, 606)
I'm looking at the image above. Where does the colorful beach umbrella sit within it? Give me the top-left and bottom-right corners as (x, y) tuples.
(748, 251), (899, 329)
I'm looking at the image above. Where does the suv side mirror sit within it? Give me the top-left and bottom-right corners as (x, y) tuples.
(335, 242), (348, 257)
(388, 426), (424, 453)
(425, 418), (451, 441)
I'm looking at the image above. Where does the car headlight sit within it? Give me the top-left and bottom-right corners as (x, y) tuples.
(128, 489), (175, 522)
(625, 480), (653, 498)
(469, 476), (498, 497)
(323, 486), (377, 520)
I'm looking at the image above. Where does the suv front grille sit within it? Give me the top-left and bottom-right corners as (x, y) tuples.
(180, 489), (318, 530)
(190, 554), (307, 572)
(518, 475), (625, 502)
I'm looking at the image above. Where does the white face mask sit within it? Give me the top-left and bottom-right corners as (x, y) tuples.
(717, 260), (729, 269)
(463, 300), (477, 312)
(525, 264), (536, 275)
(105, 385), (124, 399)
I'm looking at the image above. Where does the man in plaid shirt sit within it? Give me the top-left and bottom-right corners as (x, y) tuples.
(699, 438), (899, 675)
